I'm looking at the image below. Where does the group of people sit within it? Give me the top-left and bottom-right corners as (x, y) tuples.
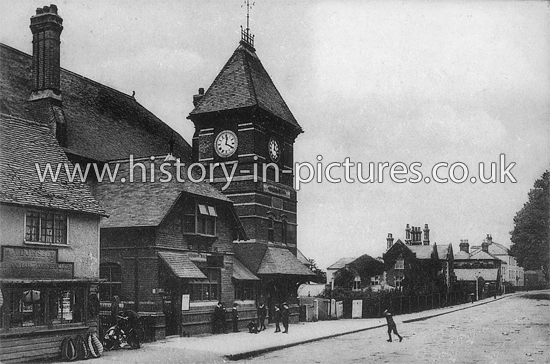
(212, 301), (291, 335)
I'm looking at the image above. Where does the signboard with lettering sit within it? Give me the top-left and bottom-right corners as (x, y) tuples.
(0, 246), (74, 279)
(262, 182), (292, 199)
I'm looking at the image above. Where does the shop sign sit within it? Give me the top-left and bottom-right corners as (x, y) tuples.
(263, 182), (292, 198)
(0, 246), (74, 279)
(181, 294), (190, 311)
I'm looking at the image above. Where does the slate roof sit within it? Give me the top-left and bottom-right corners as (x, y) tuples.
(471, 241), (510, 256)
(327, 257), (356, 270)
(0, 44), (191, 162)
(436, 244), (453, 260)
(454, 250), (471, 260)
(95, 158), (236, 228)
(0, 114), (104, 215)
(233, 243), (314, 276)
(408, 245), (437, 260)
(468, 249), (500, 261)
(455, 268), (499, 282)
(189, 42), (301, 130)
(232, 257), (259, 281)
(158, 251), (207, 279)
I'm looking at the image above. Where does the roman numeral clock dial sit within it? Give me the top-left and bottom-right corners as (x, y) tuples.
(215, 130), (238, 158)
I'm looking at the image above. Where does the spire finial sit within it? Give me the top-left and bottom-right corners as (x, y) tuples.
(240, 0), (255, 48)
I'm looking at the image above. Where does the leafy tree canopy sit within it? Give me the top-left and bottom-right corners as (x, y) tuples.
(510, 170), (549, 279)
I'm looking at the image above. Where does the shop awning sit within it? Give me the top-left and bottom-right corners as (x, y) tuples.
(158, 251), (207, 279)
(232, 258), (260, 281)
(257, 247), (315, 276)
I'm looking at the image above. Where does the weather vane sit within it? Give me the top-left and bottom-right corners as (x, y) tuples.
(240, 0), (255, 48)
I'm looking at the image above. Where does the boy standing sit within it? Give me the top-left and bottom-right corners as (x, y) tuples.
(383, 309), (403, 342)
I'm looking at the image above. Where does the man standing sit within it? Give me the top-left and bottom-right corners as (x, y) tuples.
(383, 309), (403, 342)
(213, 302), (227, 334)
(257, 303), (267, 331)
(281, 302), (290, 334)
(273, 304), (281, 333)
(231, 303), (239, 332)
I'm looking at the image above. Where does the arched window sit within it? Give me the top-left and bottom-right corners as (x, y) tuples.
(267, 217), (275, 243)
(99, 263), (122, 300)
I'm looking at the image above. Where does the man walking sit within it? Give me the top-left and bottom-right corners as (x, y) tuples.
(383, 309), (403, 342)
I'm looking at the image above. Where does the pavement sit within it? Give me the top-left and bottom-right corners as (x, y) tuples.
(73, 293), (518, 363)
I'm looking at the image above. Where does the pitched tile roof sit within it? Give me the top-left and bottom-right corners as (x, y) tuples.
(95, 158), (235, 228)
(189, 42), (302, 130)
(0, 114), (104, 215)
(327, 257), (356, 270)
(158, 251), (207, 279)
(455, 268), (499, 281)
(233, 243), (314, 276)
(0, 44), (191, 162)
(436, 244), (453, 260)
(468, 249), (500, 261)
(257, 247), (315, 276)
(408, 245), (437, 260)
(232, 257), (259, 281)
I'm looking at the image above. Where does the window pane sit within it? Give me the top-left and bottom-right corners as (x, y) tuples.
(198, 216), (206, 234)
(184, 215), (196, 233)
(207, 206), (217, 217)
(198, 204), (208, 215)
(25, 212), (40, 241)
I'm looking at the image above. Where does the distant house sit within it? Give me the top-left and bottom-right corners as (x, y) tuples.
(454, 239), (502, 298)
(470, 235), (524, 287)
(328, 254), (386, 292)
(327, 257), (356, 289)
(383, 224), (453, 293)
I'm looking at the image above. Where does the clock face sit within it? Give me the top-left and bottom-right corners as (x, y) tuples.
(215, 130), (238, 158)
(268, 137), (280, 162)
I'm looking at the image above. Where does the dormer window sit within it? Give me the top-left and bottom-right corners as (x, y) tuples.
(183, 202), (217, 236)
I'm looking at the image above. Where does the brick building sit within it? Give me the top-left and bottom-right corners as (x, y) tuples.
(187, 29), (314, 313)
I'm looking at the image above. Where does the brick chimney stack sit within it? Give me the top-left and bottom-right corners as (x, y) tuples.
(193, 88), (205, 107)
(405, 224), (411, 244)
(29, 5), (63, 98)
(486, 234), (493, 244)
(423, 224), (430, 245)
(481, 241), (489, 253)
(459, 239), (469, 253)
(28, 5), (67, 146)
(386, 233), (394, 250)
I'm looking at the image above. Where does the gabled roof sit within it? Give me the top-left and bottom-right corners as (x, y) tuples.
(471, 241), (510, 256)
(189, 42), (301, 130)
(233, 243), (314, 276)
(436, 244), (453, 260)
(454, 250), (471, 260)
(469, 249), (500, 261)
(327, 257), (356, 270)
(0, 114), (104, 215)
(408, 245), (438, 260)
(95, 158), (240, 229)
(0, 44), (191, 162)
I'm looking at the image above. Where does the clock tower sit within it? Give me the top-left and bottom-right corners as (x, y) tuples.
(188, 28), (313, 303)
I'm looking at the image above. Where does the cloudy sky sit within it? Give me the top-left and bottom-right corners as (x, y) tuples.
(2, 0), (548, 269)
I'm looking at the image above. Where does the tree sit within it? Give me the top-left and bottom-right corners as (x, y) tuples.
(510, 170), (550, 279)
(308, 259), (327, 284)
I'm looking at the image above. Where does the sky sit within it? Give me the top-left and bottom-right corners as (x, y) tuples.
(1, 0), (548, 269)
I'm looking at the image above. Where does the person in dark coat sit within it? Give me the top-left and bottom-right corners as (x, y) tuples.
(212, 302), (227, 334)
(281, 302), (289, 334)
(231, 303), (239, 332)
(273, 304), (281, 333)
(257, 303), (267, 331)
(383, 309), (403, 342)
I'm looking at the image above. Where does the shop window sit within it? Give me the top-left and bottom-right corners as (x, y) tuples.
(183, 202), (217, 236)
(25, 211), (67, 244)
(4, 288), (84, 329)
(190, 269), (219, 301)
(99, 263), (122, 300)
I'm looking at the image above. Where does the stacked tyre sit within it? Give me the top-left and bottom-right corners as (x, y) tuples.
(60, 333), (103, 361)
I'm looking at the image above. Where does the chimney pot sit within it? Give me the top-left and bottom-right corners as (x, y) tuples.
(199, 87), (204, 95)
(50, 4), (58, 14)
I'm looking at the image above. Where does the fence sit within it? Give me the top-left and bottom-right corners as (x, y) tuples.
(334, 291), (470, 319)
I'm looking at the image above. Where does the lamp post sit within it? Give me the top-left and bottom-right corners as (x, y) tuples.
(475, 272), (479, 301)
